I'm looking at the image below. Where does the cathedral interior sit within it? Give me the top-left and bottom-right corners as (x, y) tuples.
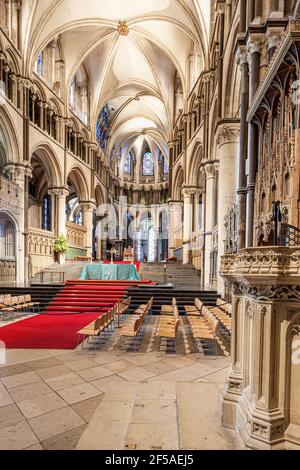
(0, 0), (300, 452)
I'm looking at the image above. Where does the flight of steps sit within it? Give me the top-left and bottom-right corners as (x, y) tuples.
(125, 285), (219, 315)
(139, 262), (201, 289)
(31, 262), (89, 284)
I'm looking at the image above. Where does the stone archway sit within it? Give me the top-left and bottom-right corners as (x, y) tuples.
(0, 212), (17, 285)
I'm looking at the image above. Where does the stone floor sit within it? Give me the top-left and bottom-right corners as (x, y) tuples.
(0, 346), (243, 450)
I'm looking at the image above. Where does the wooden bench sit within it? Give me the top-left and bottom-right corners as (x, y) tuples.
(161, 297), (177, 315)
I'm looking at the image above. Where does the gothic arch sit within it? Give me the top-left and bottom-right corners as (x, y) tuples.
(30, 143), (63, 188)
(0, 107), (21, 164)
(173, 165), (184, 201)
(67, 166), (89, 201)
(188, 141), (203, 186)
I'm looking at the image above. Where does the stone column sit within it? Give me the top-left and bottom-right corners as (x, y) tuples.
(216, 125), (240, 295)
(203, 163), (216, 288)
(6, 162), (32, 285)
(182, 188), (193, 265)
(81, 202), (96, 259)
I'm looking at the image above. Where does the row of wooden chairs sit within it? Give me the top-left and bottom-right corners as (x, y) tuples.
(156, 298), (180, 341)
(187, 304), (220, 356)
(76, 297), (132, 350)
(117, 297), (154, 349)
(184, 298), (232, 336)
(216, 298), (232, 316)
(0, 294), (40, 314)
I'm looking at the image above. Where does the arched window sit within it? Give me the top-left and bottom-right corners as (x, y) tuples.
(35, 53), (43, 76)
(4, 222), (15, 258)
(142, 152), (154, 176)
(42, 195), (52, 231)
(96, 104), (111, 152)
(124, 153), (132, 175)
(74, 208), (83, 225)
(164, 158), (169, 175)
(70, 78), (76, 109)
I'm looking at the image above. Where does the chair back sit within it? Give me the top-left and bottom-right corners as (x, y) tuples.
(172, 297), (177, 307)
(195, 298), (204, 313)
(94, 317), (102, 331)
(18, 296), (25, 304)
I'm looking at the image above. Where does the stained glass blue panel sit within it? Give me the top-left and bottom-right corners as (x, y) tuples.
(142, 152), (154, 176)
(36, 53), (43, 76)
(96, 104), (111, 152)
(124, 153), (132, 175)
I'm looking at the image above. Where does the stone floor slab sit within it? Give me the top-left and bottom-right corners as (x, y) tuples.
(0, 421), (39, 450)
(1, 371), (41, 389)
(124, 423), (179, 450)
(77, 365), (113, 382)
(9, 381), (53, 403)
(45, 372), (85, 391)
(177, 382), (240, 450)
(28, 407), (85, 441)
(71, 396), (104, 422)
(57, 383), (102, 405)
(0, 383), (13, 408)
(131, 399), (177, 425)
(42, 424), (87, 450)
(35, 364), (72, 380)
(118, 367), (157, 382)
(136, 382), (176, 401)
(17, 392), (66, 419)
(0, 404), (24, 429)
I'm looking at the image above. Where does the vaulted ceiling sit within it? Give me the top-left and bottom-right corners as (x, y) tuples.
(22, 0), (210, 164)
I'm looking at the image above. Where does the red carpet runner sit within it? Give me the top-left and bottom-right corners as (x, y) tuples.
(0, 280), (148, 350)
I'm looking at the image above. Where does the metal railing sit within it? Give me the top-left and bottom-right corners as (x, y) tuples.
(280, 223), (300, 247)
(32, 271), (65, 285)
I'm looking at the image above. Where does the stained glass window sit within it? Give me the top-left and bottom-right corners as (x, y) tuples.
(36, 53), (43, 76)
(70, 78), (76, 109)
(124, 153), (132, 175)
(96, 104), (111, 152)
(163, 157), (169, 174)
(142, 152), (154, 176)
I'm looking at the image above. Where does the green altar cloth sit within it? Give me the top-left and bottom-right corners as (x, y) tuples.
(80, 264), (140, 281)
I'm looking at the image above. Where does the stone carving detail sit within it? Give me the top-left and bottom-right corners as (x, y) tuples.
(228, 380), (242, 393)
(221, 248), (300, 277)
(0, 260), (16, 285)
(118, 21), (129, 36)
(28, 229), (55, 257)
(233, 283), (300, 302)
(252, 422), (268, 438)
(216, 126), (240, 147)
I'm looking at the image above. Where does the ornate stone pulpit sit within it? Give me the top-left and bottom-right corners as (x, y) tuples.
(220, 247), (300, 450)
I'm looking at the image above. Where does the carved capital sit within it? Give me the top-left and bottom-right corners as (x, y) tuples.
(216, 125), (240, 147)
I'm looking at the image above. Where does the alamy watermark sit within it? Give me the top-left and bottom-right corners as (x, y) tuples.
(0, 80), (6, 106)
(292, 339), (300, 366)
(0, 341), (6, 365)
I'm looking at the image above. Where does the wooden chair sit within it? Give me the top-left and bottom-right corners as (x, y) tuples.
(77, 316), (105, 350)
(184, 298), (204, 316)
(161, 297), (177, 315)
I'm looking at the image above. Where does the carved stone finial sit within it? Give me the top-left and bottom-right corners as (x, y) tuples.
(118, 21), (129, 36)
